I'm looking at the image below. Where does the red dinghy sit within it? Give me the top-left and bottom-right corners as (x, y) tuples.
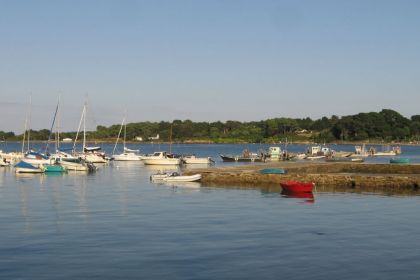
(280, 180), (314, 193)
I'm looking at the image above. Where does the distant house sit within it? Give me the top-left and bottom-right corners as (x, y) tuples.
(148, 134), (160, 141)
(135, 136), (143, 141)
(62, 138), (72, 142)
(296, 129), (311, 134)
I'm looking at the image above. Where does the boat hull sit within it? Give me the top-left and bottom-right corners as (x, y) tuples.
(259, 168), (287, 174)
(280, 180), (314, 193)
(220, 155), (264, 162)
(113, 153), (142, 161)
(142, 158), (181, 165)
(163, 174), (202, 182)
(390, 158), (410, 164)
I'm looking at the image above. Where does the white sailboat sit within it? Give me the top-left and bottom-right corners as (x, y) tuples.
(112, 115), (142, 161)
(73, 102), (106, 164)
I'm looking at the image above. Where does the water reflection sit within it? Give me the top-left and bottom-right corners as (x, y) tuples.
(143, 164), (180, 173)
(281, 190), (315, 203)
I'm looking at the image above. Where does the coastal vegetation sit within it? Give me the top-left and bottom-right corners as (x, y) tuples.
(1, 109), (420, 144)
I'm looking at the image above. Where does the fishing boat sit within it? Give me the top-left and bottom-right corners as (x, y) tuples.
(142, 151), (181, 165)
(259, 168), (287, 174)
(182, 155), (214, 164)
(390, 158), (410, 164)
(220, 149), (266, 162)
(14, 161), (44, 173)
(280, 180), (314, 193)
(150, 172), (202, 182)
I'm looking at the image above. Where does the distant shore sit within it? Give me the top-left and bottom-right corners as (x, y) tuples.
(2, 139), (419, 146)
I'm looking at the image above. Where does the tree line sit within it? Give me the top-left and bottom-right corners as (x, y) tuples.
(1, 109), (420, 143)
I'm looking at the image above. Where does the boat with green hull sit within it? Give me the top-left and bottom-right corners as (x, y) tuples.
(390, 158), (410, 164)
(259, 168), (287, 174)
(43, 164), (67, 172)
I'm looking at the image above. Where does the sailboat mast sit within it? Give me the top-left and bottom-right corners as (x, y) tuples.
(21, 112), (28, 154)
(112, 115), (125, 156)
(27, 94), (32, 151)
(169, 123), (173, 154)
(124, 123), (126, 149)
(83, 102), (86, 152)
(73, 102), (86, 154)
(45, 98), (60, 153)
(56, 96), (61, 152)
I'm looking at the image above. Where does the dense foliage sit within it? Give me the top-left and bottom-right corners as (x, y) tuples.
(2, 109), (420, 143)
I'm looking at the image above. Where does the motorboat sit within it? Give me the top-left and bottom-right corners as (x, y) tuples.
(113, 151), (142, 161)
(182, 155), (214, 164)
(150, 172), (201, 182)
(280, 180), (314, 193)
(142, 151), (181, 165)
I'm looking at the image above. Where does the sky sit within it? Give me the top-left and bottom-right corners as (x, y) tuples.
(1, 0), (420, 133)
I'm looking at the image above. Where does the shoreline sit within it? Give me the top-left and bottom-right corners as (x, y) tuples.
(184, 162), (420, 194)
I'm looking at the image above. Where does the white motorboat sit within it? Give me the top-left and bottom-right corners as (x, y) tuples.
(150, 172), (201, 182)
(142, 151), (181, 165)
(182, 155), (214, 164)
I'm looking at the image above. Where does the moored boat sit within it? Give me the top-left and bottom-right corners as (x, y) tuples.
(43, 164), (67, 172)
(182, 155), (214, 164)
(15, 161), (44, 173)
(142, 151), (181, 165)
(280, 180), (314, 193)
(150, 172), (201, 182)
(220, 149), (266, 162)
(390, 158), (410, 164)
(259, 168), (287, 174)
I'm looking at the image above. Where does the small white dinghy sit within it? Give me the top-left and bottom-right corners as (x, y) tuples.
(150, 172), (202, 182)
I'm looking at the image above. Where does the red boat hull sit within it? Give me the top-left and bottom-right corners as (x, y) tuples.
(280, 180), (314, 193)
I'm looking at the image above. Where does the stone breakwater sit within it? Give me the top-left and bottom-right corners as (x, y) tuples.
(184, 162), (420, 194)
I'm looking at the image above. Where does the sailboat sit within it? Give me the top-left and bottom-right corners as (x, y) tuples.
(49, 101), (95, 172)
(73, 101), (106, 164)
(17, 96), (55, 168)
(112, 115), (142, 161)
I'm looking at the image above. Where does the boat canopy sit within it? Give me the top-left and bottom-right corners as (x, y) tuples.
(84, 146), (101, 152)
(26, 151), (49, 159)
(15, 161), (38, 169)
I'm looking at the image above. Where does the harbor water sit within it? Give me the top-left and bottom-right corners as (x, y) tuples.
(1, 143), (420, 279)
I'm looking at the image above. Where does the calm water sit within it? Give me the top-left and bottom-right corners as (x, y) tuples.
(1, 143), (420, 279)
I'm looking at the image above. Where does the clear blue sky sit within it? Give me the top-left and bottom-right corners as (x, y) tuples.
(1, 0), (420, 132)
